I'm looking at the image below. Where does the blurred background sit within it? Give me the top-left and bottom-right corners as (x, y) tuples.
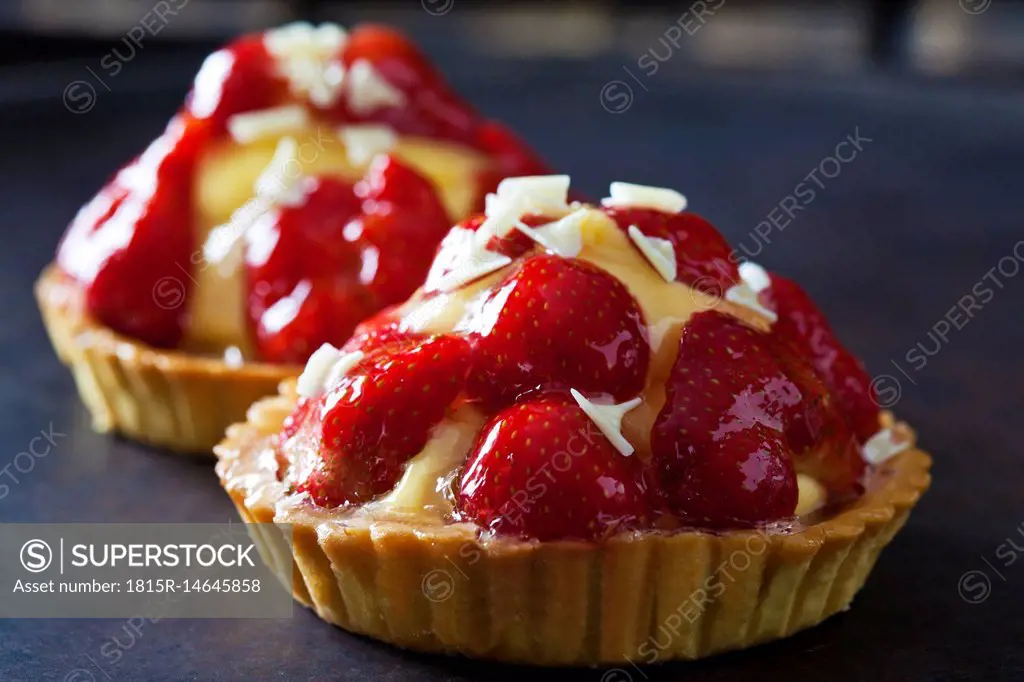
(3, 0), (1024, 75)
(4, 0), (1024, 79)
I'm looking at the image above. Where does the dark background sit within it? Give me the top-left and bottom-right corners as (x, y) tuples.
(1, 1), (1023, 680)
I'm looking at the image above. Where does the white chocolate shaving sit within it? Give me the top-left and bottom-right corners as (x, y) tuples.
(513, 208), (586, 258)
(345, 59), (406, 114)
(297, 345), (367, 398)
(627, 224), (677, 282)
(738, 261), (771, 293)
(264, 22), (348, 107)
(570, 389), (642, 457)
(862, 428), (912, 465)
(601, 181), (687, 213)
(339, 124), (397, 166)
(253, 137), (309, 207)
(297, 343), (344, 397)
(227, 105), (310, 144)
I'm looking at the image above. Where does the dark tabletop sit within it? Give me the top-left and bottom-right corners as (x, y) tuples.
(2, 19), (1024, 682)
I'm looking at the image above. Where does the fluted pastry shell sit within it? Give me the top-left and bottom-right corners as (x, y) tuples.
(35, 264), (296, 454)
(215, 380), (932, 665)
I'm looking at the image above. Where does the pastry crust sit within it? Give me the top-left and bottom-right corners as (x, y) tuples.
(36, 265), (296, 453)
(215, 381), (932, 665)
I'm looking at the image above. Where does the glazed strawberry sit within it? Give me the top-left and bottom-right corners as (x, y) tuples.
(245, 159), (449, 360)
(603, 208), (738, 297)
(245, 175), (365, 355)
(795, 424), (864, 500)
(651, 311), (862, 526)
(422, 214), (538, 294)
(295, 335), (471, 507)
(246, 176), (362, 316)
(254, 279), (375, 364)
(346, 156), (452, 305)
(666, 424), (797, 529)
(457, 393), (649, 542)
(759, 274), (879, 442)
(185, 34), (286, 133)
(652, 311), (797, 448)
(339, 306), (417, 355)
(461, 254), (650, 408)
(280, 396), (315, 443)
(764, 342), (865, 496)
(57, 123), (195, 348)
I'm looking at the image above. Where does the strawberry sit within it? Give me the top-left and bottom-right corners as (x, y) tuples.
(664, 424), (797, 529)
(245, 175), (366, 360)
(651, 311), (863, 526)
(461, 254), (650, 408)
(185, 34), (287, 134)
(346, 156), (452, 306)
(339, 306), (419, 355)
(246, 159), (449, 362)
(295, 335), (472, 507)
(457, 393), (649, 541)
(57, 121), (196, 348)
(603, 208), (738, 298)
(759, 274), (880, 442)
(246, 176), (362, 318)
(769, 343), (865, 495)
(280, 396), (315, 443)
(254, 279), (375, 364)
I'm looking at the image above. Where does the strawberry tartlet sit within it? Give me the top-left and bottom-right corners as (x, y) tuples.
(36, 22), (550, 452)
(216, 176), (931, 664)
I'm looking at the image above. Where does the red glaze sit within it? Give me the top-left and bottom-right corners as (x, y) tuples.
(457, 393), (650, 542)
(244, 175), (365, 362)
(57, 24), (551, 362)
(245, 158), (449, 361)
(280, 396), (315, 443)
(603, 208), (738, 298)
(461, 254), (650, 408)
(295, 335), (472, 507)
(669, 424), (796, 529)
(759, 274), (880, 442)
(346, 156), (452, 306)
(770, 344), (866, 496)
(56, 118), (198, 348)
(254, 279), (376, 364)
(651, 311), (865, 527)
(245, 176), (362, 322)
